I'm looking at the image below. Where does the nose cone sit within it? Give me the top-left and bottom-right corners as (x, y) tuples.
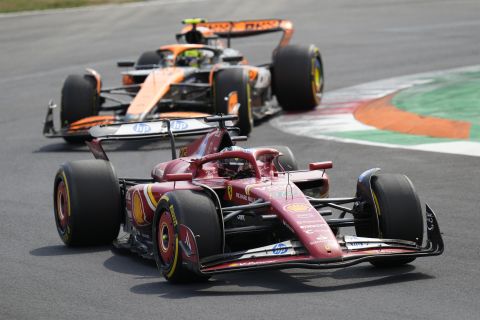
(124, 113), (142, 122)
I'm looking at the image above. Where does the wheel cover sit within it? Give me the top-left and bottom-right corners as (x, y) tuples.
(158, 211), (175, 266)
(56, 180), (69, 233)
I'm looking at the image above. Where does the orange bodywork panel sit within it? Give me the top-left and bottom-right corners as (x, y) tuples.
(181, 19), (294, 48)
(158, 111), (210, 118)
(126, 67), (186, 116)
(68, 115), (116, 131)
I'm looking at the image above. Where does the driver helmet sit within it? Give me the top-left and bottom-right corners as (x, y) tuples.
(217, 146), (254, 179)
(178, 49), (204, 67)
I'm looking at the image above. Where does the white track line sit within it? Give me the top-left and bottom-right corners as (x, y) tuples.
(271, 65), (480, 157)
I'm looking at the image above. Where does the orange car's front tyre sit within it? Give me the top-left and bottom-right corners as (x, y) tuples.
(60, 74), (100, 143)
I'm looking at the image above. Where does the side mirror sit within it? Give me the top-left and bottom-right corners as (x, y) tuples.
(309, 161), (333, 171)
(165, 173), (193, 182)
(222, 55), (244, 63)
(117, 61), (135, 67)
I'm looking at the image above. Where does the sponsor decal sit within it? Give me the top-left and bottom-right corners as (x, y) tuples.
(300, 224), (323, 229)
(426, 211), (435, 231)
(272, 243), (288, 255)
(132, 192), (146, 225)
(169, 205), (178, 227)
(294, 213), (317, 219)
(284, 203), (310, 213)
(269, 190), (301, 199)
(179, 147), (188, 157)
(185, 232), (192, 252)
(143, 185), (158, 211)
(170, 120), (188, 130)
(132, 123), (151, 133)
(227, 185), (233, 200)
(235, 192), (257, 202)
(244, 182), (266, 196)
(309, 240), (329, 246)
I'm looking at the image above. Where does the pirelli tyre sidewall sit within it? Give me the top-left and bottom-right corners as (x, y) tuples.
(356, 173), (424, 267)
(272, 44), (323, 111)
(53, 160), (121, 246)
(152, 190), (222, 283)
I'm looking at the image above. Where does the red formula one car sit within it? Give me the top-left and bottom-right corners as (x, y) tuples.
(53, 115), (443, 283)
(44, 18), (324, 143)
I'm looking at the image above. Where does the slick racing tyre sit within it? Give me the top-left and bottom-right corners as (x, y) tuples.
(60, 74), (101, 143)
(153, 190), (222, 283)
(355, 173), (424, 267)
(272, 45), (323, 111)
(258, 145), (298, 171)
(53, 160), (121, 246)
(214, 68), (253, 136)
(135, 50), (162, 69)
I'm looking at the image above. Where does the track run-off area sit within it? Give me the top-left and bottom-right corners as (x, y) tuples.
(273, 65), (480, 157)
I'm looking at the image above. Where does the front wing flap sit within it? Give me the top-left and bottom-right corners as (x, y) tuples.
(183, 204), (443, 276)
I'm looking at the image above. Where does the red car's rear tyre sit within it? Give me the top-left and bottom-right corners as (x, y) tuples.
(53, 160), (121, 246)
(257, 145), (298, 171)
(60, 74), (100, 143)
(273, 45), (323, 111)
(355, 173), (424, 267)
(213, 68), (253, 136)
(153, 190), (222, 283)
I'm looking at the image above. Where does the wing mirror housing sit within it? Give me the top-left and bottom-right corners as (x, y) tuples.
(309, 161), (333, 171)
(117, 61), (135, 67)
(165, 173), (193, 182)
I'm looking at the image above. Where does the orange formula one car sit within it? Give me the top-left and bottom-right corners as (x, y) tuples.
(43, 18), (324, 143)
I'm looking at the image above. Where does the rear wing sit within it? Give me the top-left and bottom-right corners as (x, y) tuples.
(180, 19), (294, 48)
(87, 115), (240, 160)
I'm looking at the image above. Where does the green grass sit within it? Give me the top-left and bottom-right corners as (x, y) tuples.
(0, 0), (136, 13)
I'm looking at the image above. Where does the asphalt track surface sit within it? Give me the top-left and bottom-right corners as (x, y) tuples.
(1, 0), (479, 319)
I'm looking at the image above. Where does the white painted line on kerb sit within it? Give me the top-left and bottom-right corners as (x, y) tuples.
(271, 65), (480, 158)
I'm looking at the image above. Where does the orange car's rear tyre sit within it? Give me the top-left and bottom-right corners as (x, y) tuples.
(60, 74), (100, 143)
(153, 190), (222, 283)
(214, 68), (253, 136)
(355, 173), (424, 267)
(273, 45), (323, 111)
(53, 160), (121, 246)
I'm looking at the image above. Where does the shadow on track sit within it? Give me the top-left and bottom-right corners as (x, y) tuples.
(128, 264), (434, 298)
(30, 244), (112, 256)
(103, 248), (158, 278)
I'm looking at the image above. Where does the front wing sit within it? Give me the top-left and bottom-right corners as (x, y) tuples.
(179, 204), (444, 275)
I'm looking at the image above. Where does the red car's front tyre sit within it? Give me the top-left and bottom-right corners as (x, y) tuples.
(152, 190), (222, 283)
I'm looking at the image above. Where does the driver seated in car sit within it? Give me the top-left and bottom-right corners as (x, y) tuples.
(217, 146), (256, 179)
